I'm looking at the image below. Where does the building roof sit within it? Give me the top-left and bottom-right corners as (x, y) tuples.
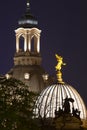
(34, 83), (87, 119)
(18, 1), (38, 28)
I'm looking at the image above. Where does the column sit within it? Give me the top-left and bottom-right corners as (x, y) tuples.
(24, 35), (27, 52)
(16, 35), (19, 53)
(28, 34), (31, 52)
(37, 35), (40, 53)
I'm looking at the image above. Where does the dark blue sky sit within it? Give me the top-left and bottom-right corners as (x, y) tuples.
(0, 0), (87, 106)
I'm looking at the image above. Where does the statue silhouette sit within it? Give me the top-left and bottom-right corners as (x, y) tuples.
(63, 97), (70, 114)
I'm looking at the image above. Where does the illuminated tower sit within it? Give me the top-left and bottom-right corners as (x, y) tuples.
(6, 0), (53, 93)
(15, 0), (41, 66)
(15, 1), (41, 65)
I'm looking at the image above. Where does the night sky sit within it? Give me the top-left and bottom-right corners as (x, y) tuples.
(0, 0), (87, 106)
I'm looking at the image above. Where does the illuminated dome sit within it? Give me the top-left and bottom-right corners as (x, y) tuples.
(34, 83), (87, 119)
(34, 54), (87, 120)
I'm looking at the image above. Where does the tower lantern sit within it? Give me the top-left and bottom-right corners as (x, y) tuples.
(14, 0), (41, 66)
(6, 1), (53, 93)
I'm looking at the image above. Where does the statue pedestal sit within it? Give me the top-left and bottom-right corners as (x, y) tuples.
(53, 114), (82, 130)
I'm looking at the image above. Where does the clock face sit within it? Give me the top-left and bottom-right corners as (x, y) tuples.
(24, 73), (30, 80)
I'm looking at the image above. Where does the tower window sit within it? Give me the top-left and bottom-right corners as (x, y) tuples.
(24, 73), (30, 80)
(5, 74), (11, 79)
(19, 36), (24, 52)
(42, 73), (49, 81)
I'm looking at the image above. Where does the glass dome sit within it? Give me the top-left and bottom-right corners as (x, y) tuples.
(34, 83), (87, 120)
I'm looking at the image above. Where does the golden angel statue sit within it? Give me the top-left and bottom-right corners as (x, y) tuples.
(55, 54), (66, 71)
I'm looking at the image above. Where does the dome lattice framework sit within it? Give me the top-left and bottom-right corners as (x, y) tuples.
(34, 83), (87, 120)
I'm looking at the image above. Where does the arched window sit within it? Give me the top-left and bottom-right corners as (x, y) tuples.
(31, 36), (34, 52)
(19, 35), (24, 52)
(31, 35), (37, 53)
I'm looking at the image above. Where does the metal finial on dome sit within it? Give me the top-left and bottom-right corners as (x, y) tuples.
(26, 0), (30, 12)
(55, 54), (66, 83)
(18, 0), (38, 28)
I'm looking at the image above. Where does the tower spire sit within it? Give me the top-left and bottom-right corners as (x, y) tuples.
(18, 0), (38, 28)
(26, 0), (30, 13)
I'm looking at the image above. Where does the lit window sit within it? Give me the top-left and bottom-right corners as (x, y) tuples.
(24, 73), (30, 80)
(5, 74), (10, 79)
(42, 73), (49, 81)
